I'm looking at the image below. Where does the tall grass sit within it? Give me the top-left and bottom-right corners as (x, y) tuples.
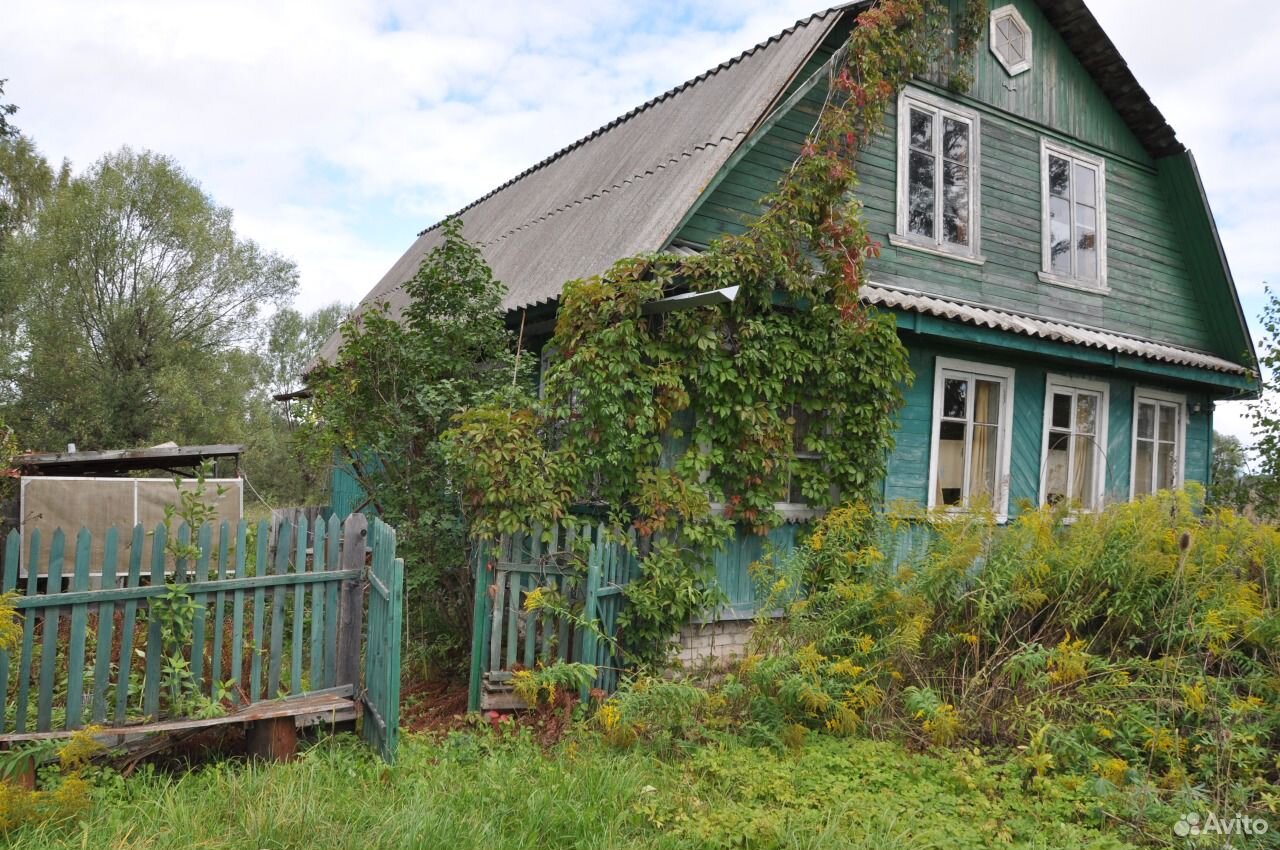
(8, 729), (1139, 850)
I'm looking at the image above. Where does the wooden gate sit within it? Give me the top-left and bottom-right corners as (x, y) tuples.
(0, 512), (404, 762)
(361, 518), (403, 761)
(467, 523), (634, 711)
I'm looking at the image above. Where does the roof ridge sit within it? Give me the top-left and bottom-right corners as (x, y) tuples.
(415, 5), (850, 238)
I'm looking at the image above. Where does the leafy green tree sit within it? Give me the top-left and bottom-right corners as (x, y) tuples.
(1207, 432), (1252, 513)
(1249, 285), (1280, 519)
(261, 302), (349, 399)
(2, 147), (297, 450)
(301, 218), (525, 672)
(0, 80), (17, 140)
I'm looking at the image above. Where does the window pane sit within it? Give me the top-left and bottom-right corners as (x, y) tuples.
(1135, 439), (1154, 496)
(1076, 204), (1098, 281)
(1156, 442), (1176, 490)
(1051, 392), (1072, 430)
(1007, 30), (1026, 62)
(1049, 195), (1072, 275)
(937, 420), (966, 506)
(1075, 393), (1098, 436)
(1049, 156), (1070, 198)
(909, 109), (933, 152)
(1074, 163), (1096, 205)
(1045, 431), (1069, 505)
(908, 151), (936, 238)
(792, 405), (813, 453)
(1071, 434), (1096, 508)
(974, 380), (1001, 425)
(969, 424), (999, 502)
(1158, 404), (1177, 442)
(1137, 402), (1155, 440)
(942, 118), (969, 163)
(943, 378), (967, 419)
(943, 162), (969, 246)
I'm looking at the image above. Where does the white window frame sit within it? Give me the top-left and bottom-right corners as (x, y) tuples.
(892, 88), (984, 265)
(1039, 138), (1108, 292)
(1129, 388), (1187, 499)
(1038, 375), (1110, 512)
(989, 5), (1033, 77)
(927, 357), (1015, 521)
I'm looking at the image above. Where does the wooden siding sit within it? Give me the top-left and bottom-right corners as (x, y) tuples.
(883, 336), (1213, 514)
(675, 7), (1225, 358)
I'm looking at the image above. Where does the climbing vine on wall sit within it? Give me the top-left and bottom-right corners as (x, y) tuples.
(447, 0), (984, 666)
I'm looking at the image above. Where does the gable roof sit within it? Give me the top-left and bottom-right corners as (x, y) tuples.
(313, 6), (847, 365)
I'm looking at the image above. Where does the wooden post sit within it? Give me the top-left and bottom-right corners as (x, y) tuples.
(467, 540), (491, 713)
(246, 717), (297, 762)
(335, 514), (367, 692)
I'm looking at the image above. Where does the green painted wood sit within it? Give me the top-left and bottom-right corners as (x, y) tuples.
(115, 524), (145, 723)
(249, 520), (269, 702)
(290, 516), (307, 695)
(36, 529), (66, 730)
(1, 530), (20, 731)
(189, 522), (212, 691)
(64, 528), (92, 729)
(89, 527), (119, 725)
(323, 514), (342, 689)
(579, 534), (601, 701)
(142, 523), (167, 719)
(229, 520), (249, 707)
(267, 520), (291, 699)
(14, 529), (40, 733)
(208, 521), (230, 699)
(309, 518), (327, 695)
(10, 568), (362, 610)
(466, 539), (491, 713)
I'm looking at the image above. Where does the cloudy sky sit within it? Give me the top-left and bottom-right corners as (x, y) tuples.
(3, 0), (1276, 442)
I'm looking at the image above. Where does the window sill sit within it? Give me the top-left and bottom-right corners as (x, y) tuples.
(1037, 270), (1108, 294)
(889, 234), (986, 266)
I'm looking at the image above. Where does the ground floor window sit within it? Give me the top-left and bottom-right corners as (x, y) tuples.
(1132, 389), (1185, 497)
(928, 358), (1014, 517)
(1040, 375), (1109, 511)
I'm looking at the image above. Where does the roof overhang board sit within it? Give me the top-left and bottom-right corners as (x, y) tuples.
(890, 310), (1257, 397)
(1156, 151), (1258, 370)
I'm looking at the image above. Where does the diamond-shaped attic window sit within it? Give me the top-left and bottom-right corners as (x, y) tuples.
(990, 6), (1032, 76)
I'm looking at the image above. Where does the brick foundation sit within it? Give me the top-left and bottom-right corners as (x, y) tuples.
(676, 618), (753, 670)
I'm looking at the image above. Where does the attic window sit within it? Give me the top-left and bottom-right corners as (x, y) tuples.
(990, 6), (1032, 76)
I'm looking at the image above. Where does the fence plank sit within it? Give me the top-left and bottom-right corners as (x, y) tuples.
(189, 523), (212, 690)
(1, 530), (20, 731)
(90, 527), (119, 724)
(229, 521), (249, 706)
(309, 519), (327, 694)
(115, 525), (145, 723)
(267, 519), (291, 699)
(209, 521), (230, 699)
(142, 524), (167, 719)
(323, 514), (341, 689)
(249, 520), (269, 702)
(36, 529), (67, 730)
(64, 528), (92, 729)
(289, 516), (307, 695)
(14, 529), (41, 733)
(335, 513), (367, 689)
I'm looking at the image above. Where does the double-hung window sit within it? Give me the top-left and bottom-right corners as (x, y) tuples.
(1131, 390), (1185, 497)
(928, 358), (1014, 518)
(894, 90), (981, 261)
(1040, 376), (1109, 511)
(781, 403), (822, 509)
(1040, 139), (1106, 290)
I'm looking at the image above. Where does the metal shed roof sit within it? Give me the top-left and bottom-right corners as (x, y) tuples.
(860, 283), (1248, 375)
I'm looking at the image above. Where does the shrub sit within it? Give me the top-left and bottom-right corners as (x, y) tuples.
(737, 488), (1279, 835)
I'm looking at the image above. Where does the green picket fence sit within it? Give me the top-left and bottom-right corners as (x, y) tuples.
(0, 512), (404, 760)
(468, 523), (635, 711)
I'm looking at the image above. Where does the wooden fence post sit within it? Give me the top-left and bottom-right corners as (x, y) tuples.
(335, 513), (367, 692)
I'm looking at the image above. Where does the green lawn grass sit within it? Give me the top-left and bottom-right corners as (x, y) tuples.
(7, 728), (1144, 850)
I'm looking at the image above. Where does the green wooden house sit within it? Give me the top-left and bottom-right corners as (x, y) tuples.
(317, 0), (1258, 642)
